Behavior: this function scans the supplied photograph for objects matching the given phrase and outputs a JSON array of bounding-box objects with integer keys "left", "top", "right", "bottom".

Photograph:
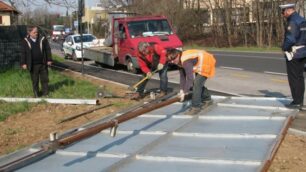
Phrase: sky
[
  {"left": 50, "top": 0, "right": 100, "bottom": 15},
  {"left": 4, "top": 0, "right": 100, "bottom": 15}
]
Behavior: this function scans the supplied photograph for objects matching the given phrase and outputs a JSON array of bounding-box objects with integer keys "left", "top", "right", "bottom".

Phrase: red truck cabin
[{"left": 113, "top": 16, "right": 183, "bottom": 71}]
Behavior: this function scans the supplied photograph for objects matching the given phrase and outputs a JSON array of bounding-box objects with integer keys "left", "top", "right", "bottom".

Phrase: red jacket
[{"left": 137, "top": 44, "right": 166, "bottom": 74}]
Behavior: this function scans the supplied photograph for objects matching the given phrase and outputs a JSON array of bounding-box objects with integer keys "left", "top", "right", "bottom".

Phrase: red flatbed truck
[{"left": 84, "top": 13, "right": 183, "bottom": 73}]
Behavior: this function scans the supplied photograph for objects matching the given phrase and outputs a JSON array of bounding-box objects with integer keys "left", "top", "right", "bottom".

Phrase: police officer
[{"left": 280, "top": 3, "right": 306, "bottom": 109}]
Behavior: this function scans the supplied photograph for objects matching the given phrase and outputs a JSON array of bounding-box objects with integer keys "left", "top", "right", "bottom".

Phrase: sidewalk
[{"left": 166, "top": 68, "right": 306, "bottom": 134}]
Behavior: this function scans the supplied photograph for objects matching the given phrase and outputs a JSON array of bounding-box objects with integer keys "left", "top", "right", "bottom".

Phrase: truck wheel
[{"left": 127, "top": 58, "right": 137, "bottom": 74}]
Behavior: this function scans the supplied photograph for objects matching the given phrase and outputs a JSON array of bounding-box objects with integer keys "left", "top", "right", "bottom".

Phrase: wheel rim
[{"left": 127, "top": 59, "right": 135, "bottom": 73}]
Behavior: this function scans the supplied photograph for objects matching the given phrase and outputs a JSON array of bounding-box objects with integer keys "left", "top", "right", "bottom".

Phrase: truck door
[
  {"left": 113, "top": 20, "right": 119, "bottom": 57},
  {"left": 117, "top": 23, "right": 130, "bottom": 64}
]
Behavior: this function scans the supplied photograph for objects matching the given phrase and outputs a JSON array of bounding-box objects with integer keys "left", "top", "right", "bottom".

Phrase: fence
[{"left": 0, "top": 25, "right": 27, "bottom": 70}]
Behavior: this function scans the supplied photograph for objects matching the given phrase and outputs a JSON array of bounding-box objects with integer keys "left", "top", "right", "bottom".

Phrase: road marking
[
  {"left": 231, "top": 73, "right": 250, "bottom": 78},
  {"left": 264, "top": 71, "right": 287, "bottom": 76},
  {"left": 271, "top": 78, "right": 288, "bottom": 84},
  {"left": 214, "top": 53, "right": 282, "bottom": 60},
  {"left": 220, "top": 66, "right": 243, "bottom": 71}
]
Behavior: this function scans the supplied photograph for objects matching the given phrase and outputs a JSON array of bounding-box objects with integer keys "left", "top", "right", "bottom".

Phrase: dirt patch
[
  {"left": 0, "top": 70, "right": 138, "bottom": 155},
  {"left": 269, "top": 134, "right": 306, "bottom": 172},
  {"left": 0, "top": 70, "right": 306, "bottom": 171}
]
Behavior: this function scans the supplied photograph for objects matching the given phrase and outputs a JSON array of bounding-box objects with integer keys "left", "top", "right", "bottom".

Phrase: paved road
[
  {"left": 210, "top": 50, "right": 286, "bottom": 74},
  {"left": 51, "top": 41, "right": 287, "bottom": 74}
]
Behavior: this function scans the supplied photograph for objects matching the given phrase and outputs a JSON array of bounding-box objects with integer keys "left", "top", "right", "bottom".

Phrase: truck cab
[
  {"left": 114, "top": 16, "right": 183, "bottom": 73},
  {"left": 51, "top": 25, "right": 65, "bottom": 41},
  {"left": 84, "top": 14, "right": 183, "bottom": 73}
]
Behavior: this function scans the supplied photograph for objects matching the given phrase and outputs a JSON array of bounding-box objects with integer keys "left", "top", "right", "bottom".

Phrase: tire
[
  {"left": 126, "top": 58, "right": 137, "bottom": 74},
  {"left": 72, "top": 52, "right": 77, "bottom": 61},
  {"left": 63, "top": 50, "right": 68, "bottom": 59}
]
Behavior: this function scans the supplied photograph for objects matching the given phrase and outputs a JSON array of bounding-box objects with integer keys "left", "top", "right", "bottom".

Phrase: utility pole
[{"left": 78, "top": 0, "right": 85, "bottom": 74}]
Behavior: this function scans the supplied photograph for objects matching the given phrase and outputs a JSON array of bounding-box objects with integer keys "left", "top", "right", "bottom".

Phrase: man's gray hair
[
  {"left": 27, "top": 25, "right": 37, "bottom": 33},
  {"left": 138, "top": 42, "right": 150, "bottom": 52}
]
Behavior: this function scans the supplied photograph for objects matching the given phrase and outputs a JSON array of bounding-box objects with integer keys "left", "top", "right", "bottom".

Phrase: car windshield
[
  {"left": 73, "top": 35, "right": 95, "bottom": 43},
  {"left": 127, "top": 19, "right": 172, "bottom": 38},
  {"left": 53, "top": 25, "right": 65, "bottom": 31}
]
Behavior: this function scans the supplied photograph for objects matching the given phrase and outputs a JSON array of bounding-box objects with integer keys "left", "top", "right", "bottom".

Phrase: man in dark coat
[
  {"left": 280, "top": 3, "right": 306, "bottom": 109},
  {"left": 21, "top": 26, "right": 52, "bottom": 97}
]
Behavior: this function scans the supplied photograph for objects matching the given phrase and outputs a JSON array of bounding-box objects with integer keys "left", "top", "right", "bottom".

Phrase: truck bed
[{"left": 84, "top": 46, "right": 115, "bottom": 66}]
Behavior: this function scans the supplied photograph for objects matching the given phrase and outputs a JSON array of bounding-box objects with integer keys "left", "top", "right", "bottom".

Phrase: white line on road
[
  {"left": 220, "top": 66, "right": 243, "bottom": 71},
  {"left": 264, "top": 71, "right": 287, "bottom": 76},
  {"left": 213, "top": 53, "right": 282, "bottom": 60}
]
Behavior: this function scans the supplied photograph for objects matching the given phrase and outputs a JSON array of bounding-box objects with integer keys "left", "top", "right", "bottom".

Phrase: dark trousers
[
  {"left": 30, "top": 64, "right": 49, "bottom": 97},
  {"left": 192, "top": 74, "right": 211, "bottom": 108},
  {"left": 286, "top": 58, "right": 306, "bottom": 105},
  {"left": 136, "top": 64, "right": 168, "bottom": 94}
]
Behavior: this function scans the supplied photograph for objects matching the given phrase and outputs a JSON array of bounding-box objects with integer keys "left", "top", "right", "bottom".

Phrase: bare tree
[{"left": 5, "top": 0, "right": 77, "bottom": 12}]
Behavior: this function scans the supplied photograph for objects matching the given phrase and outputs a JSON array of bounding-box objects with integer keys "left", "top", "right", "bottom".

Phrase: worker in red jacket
[{"left": 131, "top": 42, "right": 168, "bottom": 100}]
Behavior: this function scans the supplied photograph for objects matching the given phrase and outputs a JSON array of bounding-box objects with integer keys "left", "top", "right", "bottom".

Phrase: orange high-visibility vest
[{"left": 181, "top": 49, "right": 216, "bottom": 78}]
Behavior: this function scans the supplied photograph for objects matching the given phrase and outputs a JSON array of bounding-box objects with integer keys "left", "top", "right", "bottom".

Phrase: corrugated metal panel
[{"left": 6, "top": 96, "right": 297, "bottom": 172}]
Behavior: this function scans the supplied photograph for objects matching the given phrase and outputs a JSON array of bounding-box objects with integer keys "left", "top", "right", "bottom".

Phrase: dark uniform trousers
[
  {"left": 30, "top": 64, "right": 49, "bottom": 97},
  {"left": 286, "top": 58, "right": 306, "bottom": 105}
]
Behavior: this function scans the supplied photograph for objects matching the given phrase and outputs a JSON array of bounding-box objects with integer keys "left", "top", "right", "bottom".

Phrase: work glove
[
  {"left": 178, "top": 89, "right": 185, "bottom": 102},
  {"left": 157, "top": 63, "right": 164, "bottom": 71},
  {"left": 146, "top": 72, "right": 153, "bottom": 79}
]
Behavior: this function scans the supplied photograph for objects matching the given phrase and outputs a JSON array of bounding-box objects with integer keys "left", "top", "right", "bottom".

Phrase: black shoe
[
  {"left": 285, "top": 101, "right": 302, "bottom": 109},
  {"left": 184, "top": 107, "right": 201, "bottom": 115},
  {"left": 130, "top": 92, "right": 144, "bottom": 100},
  {"left": 33, "top": 91, "right": 39, "bottom": 98},
  {"left": 201, "top": 100, "right": 213, "bottom": 109}
]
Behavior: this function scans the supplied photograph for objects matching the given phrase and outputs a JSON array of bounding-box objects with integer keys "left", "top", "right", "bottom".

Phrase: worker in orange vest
[{"left": 167, "top": 49, "right": 216, "bottom": 115}]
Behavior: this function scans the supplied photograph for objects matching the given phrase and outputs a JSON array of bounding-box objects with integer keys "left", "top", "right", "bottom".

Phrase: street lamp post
[{"left": 78, "top": 0, "right": 85, "bottom": 74}]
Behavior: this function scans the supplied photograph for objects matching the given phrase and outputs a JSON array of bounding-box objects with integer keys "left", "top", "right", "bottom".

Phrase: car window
[
  {"left": 73, "top": 35, "right": 96, "bottom": 43},
  {"left": 53, "top": 25, "right": 65, "bottom": 31},
  {"left": 65, "top": 36, "right": 70, "bottom": 42}
]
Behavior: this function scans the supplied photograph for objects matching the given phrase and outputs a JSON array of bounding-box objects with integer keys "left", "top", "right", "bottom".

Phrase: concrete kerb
[{"left": 288, "top": 128, "right": 306, "bottom": 136}]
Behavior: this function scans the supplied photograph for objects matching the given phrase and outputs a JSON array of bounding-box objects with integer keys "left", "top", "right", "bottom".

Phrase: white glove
[
  {"left": 285, "top": 51, "right": 293, "bottom": 61},
  {"left": 178, "top": 89, "right": 185, "bottom": 102},
  {"left": 157, "top": 63, "right": 164, "bottom": 71},
  {"left": 146, "top": 72, "right": 152, "bottom": 79}
]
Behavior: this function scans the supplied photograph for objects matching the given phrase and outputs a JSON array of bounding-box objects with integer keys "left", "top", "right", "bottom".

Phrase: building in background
[
  {"left": 0, "top": 1, "right": 20, "bottom": 26},
  {"left": 82, "top": 6, "right": 108, "bottom": 34}
]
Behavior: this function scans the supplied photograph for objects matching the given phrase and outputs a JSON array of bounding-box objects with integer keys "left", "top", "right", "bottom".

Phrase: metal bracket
[{"left": 110, "top": 119, "right": 119, "bottom": 137}]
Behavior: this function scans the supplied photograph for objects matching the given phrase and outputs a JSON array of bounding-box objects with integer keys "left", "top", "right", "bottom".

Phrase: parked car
[
  {"left": 51, "top": 25, "right": 65, "bottom": 41},
  {"left": 62, "top": 34, "right": 97, "bottom": 60}
]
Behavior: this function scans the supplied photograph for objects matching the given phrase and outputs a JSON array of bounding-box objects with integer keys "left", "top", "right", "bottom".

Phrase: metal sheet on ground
[{"left": 8, "top": 96, "right": 296, "bottom": 172}]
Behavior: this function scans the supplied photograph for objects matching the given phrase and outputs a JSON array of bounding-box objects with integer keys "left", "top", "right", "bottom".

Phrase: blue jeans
[
  {"left": 192, "top": 74, "right": 211, "bottom": 108},
  {"left": 136, "top": 64, "right": 168, "bottom": 94}
]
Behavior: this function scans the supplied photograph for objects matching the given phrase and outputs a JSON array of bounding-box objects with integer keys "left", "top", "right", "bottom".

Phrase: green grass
[
  {"left": 184, "top": 44, "right": 282, "bottom": 53},
  {"left": 0, "top": 101, "right": 33, "bottom": 121},
  {"left": 0, "top": 68, "right": 99, "bottom": 98},
  {"left": 52, "top": 54, "right": 65, "bottom": 62},
  {"left": 0, "top": 67, "right": 100, "bottom": 121}
]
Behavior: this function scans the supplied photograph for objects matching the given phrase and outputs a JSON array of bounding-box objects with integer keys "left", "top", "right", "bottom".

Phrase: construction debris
[
  {"left": 0, "top": 97, "right": 99, "bottom": 105},
  {"left": 58, "top": 104, "right": 113, "bottom": 124}
]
